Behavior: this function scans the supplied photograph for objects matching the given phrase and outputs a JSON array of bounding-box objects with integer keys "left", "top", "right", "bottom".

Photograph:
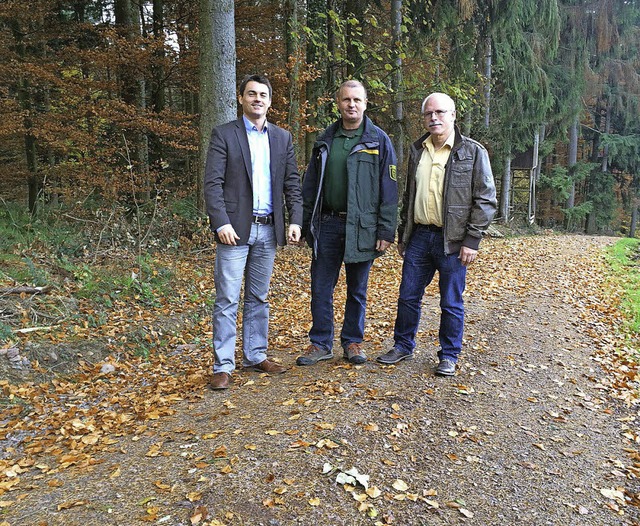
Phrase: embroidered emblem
[{"left": 389, "top": 164, "right": 397, "bottom": 181}]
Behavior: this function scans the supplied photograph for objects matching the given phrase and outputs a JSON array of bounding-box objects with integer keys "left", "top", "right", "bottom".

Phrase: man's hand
[
  {"left": 376, "top": 239, "right": 392, "bottom": 252},
  {"left": 288, "top": 224, "right": 301, "bottom": 244},
  {"left": 459, "top": 246, "right": 478, "bottom": 266},
  {"left": 218, "top": 224, "right": 240, "bottom": 245}
]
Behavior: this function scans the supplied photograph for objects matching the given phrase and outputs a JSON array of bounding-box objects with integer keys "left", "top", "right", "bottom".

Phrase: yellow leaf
[
  {"left": 109, "top": 467, "right": 121, "bottom": 479},
  {"left": 187, "top": 492, "right": 203, "bottom": 502},
  {"left": 392, "top": 479, "right": 409, "bottom": 491},
  {"left": 308, "top": 497, "right": 321, "bottom": 506},
  {"left": 315, "top": 422, "right": 336, "bottom": 430},
  {"left": 352, "top": 492, "right": 367, "bottom": 502},
  {"left": 265, "top": 430, "right": 281, "bottom": 435}
]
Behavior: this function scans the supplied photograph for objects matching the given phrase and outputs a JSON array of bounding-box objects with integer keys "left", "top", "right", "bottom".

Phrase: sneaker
[
  {"left": 376, "top": 347, "right": 413, "bottom": 365},
  {"left": 435, "top": 358, "right": 456, "bottom": 376},
  {"left": 344, "top": 343, "right": 367, "bottom": 364},
  {"left": 296, "top": 344, "right": 333, "bottom": 366}
]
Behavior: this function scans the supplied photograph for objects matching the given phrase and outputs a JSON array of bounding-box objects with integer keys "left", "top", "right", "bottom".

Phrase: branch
[{"left": 0, "top": 286, "right": 52, "bottom": 295}]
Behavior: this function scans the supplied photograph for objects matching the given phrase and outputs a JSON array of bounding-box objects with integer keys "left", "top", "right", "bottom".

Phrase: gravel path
[{"left": 2, "top": 234, "right": 639, "bottom": 526}]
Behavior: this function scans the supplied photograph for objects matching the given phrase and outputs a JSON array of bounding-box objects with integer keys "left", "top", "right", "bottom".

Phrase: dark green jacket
[{"left": 302, "top": 116, "right": 398, "bottom": 263}]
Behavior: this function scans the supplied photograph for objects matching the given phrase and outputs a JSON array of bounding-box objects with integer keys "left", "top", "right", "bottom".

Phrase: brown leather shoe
[
  {"left": 210, "top": 372, "right": 231, "bottom": 390},
  {"left": 245, "top": 359, "right": 287, "bottom": 374}
]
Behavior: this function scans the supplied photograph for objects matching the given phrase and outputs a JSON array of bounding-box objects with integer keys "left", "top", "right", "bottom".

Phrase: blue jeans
[
  {"left": 394, "top": 225, "right": 467, "bottom": 362},
  {"left": 213, "top": 223, "right": 276, "bottom": 373},
  {"left": 310, "top": 214, "right": 373, "bottom": 351}
]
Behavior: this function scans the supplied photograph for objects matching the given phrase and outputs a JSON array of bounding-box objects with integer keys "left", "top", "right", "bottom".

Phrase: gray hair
[{"left": 421, "top": 92, "right": 456, "bottom": 113}]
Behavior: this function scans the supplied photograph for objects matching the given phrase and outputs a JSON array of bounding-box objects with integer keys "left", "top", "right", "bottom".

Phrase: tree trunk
[
  {"left": 285, "top": 0, "right": 302, "bottom": 161},
  {"left": 152, "top": 0, "right": 166, "bottom": 113},
  {"left": 483, "top": 36, "right": 492, "bottom": 129},
  {"left": 304, "top": 0, "right": 325, "bottom": 163},
  {"left": 326, "top": 0, "right": 338, "bottom": 90},
  {"left": 198, "top": 0, "right": 237, "bottom": 213},
  {"left": 499, "top": 151, "right": 512, "bottom": 222},
  {"left": 630, "top": 201, "right": 638, "bottom": 239},
  {"left": 345, "top": 0, "right": 363, "bottom": 78},
  {"left": 566, "top": 116, "right": 578, "bottom": 210},
  {"left": 10, "top": 20, "right": 40, "bottom": 214},
  {"left": 115, "top": 0, "right": 150, "bottom": 203},
  {"left": 390, "top": 0, "right": 404, "bottom": 180},
  {"left": 534, "top": 123, "right": 546, "bottom": 182}
]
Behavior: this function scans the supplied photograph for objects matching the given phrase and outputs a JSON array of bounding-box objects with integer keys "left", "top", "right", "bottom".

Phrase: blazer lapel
[
  {"left": 235, "top": 118, "right": 253, "bottom": 185},
  {"left": 268, "top": 127, "right": 279, "bottom": 183}
]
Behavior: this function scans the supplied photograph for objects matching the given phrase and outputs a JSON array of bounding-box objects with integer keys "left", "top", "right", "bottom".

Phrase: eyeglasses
[{"left": 423, "top": 110, "right": 451, "bottom": 119}]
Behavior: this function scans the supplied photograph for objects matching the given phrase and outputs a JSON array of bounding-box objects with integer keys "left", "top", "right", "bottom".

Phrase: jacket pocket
[
  {"left": 357, "top": 213, "right": 377, "bottom": 251},
  {"left": 449, "top": 159, "right": 473, "bottom": 187},
  {"left": 447, "top": 205, "right": 470, "bottom": 240}
]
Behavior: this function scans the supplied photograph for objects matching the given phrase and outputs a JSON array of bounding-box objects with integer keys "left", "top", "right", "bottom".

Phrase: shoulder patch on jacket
[
  {"left": 389, "top": 165, "right": 397, "bottom": 181},
  {"left": 359, "top": 149, "right": 379, "bottom": 155}
]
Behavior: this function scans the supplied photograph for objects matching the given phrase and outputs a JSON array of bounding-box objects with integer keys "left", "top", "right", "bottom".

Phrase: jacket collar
[
  {"left": 413, "top": 124, "right": 463, "bottom": 152},
  {"left": 318, "top": 115, "right": 377, "bottom": 144}
]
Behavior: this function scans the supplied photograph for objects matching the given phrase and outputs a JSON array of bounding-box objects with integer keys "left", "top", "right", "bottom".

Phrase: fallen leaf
[
  {"left": 460, "top": 508, "right": 474, "bottom": 518},
  {"left": 392, "top": 479, "right": 409, "bottom": 491}
]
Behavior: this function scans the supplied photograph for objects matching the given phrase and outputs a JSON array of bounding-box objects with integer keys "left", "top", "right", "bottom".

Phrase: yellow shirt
[{"left": 413, "top": 132, "right": 455, "bottom": 227}]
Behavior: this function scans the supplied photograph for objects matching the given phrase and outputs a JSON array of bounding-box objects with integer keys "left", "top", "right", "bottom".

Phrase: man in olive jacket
[
  {"left": 297, "top": 80, "right": 398, "bottom": 366},
  {"left": 376, "top": 92, "right": 496, "bottom": 376}
]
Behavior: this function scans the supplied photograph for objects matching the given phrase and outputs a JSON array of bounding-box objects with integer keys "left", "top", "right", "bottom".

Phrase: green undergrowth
[
  {"left": 0, "top": 199, "right": 204, "bottom": 344},
  {"left": 606, "top": 237, "right": 640, "bottom": 337}
]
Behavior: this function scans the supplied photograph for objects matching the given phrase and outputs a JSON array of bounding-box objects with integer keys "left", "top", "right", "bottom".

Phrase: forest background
[{"left": 1, "top": 0, "right": 639, "bottom": 238}]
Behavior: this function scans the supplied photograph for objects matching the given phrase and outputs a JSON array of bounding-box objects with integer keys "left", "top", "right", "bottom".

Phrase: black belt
[
  {"left": 252, "top": 214, "right": 273, "bottom": 225},
  {"left": 419, "top": 223, "right": 443, "bottom": 232},
  {"left": 322, "top": 210, "right": 347, "bottom": 220}
]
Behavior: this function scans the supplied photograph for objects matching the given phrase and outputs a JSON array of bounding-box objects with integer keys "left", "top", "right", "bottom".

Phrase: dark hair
[{"left": 239, "top": 74, "right": 272, "bottom": 99}]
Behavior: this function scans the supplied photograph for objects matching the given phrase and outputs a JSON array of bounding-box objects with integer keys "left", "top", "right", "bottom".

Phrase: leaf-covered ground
[{"left": 1, "top": 234, "right": 639, "bottom": 525}]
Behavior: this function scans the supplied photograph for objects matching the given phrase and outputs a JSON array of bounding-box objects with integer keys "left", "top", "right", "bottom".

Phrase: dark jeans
[
  {"left": 394, "top": 225, "right": 467, "bottom": 361},
  {"left": 310, "top": 214, "right": 373, "bottom": 351}
]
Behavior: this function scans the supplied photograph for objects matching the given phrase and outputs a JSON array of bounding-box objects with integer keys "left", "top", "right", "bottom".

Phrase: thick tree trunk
[
  {"left": 198, "top": 0, "right": 237, "bottom": 213},
  {"left": 115, "top": 0, "right": 150, "bottom": 203}
]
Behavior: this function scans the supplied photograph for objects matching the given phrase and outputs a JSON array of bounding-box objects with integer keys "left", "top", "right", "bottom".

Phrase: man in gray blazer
[{"left": 204, "top": 74, "right": 303, "bottom": 390}]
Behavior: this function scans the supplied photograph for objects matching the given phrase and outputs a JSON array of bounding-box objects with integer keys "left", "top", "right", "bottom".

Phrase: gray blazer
[{"left": 204, "top": 118, "right": 303, "bottom": 246}]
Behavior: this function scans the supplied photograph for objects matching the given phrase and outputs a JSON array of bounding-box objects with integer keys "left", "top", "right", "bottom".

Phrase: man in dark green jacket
[{"left": 297, "top": 80, "right": 398, "bottom": 366}]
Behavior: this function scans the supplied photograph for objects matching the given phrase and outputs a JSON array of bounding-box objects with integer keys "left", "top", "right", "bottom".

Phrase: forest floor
[{"left": 1, "top": 233, "right": 640, "bottom": 526}]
